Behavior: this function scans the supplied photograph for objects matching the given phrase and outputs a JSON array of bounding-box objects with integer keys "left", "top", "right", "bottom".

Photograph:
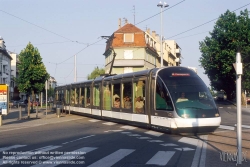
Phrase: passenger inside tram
[
  {"left": 135, "top": 96, "right": 144, "bottom": 113},
  {"left": 114, "top": 97, "right": 120, "bottom": 108},
  {"left": 176, "top": 92, "right": 189, "bottom": 103},
  {"left": 124, "top": 96, "right": 132, "bottom": 109}
]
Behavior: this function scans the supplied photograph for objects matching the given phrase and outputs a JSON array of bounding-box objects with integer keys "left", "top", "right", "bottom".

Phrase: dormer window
[{"left": 124, "top": 33, "right": 134, "bottom": 43}]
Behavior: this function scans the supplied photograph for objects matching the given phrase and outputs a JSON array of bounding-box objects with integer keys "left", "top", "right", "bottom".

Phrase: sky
[{"left": 1, "top": 0, "right": 249, "bottom": 87}]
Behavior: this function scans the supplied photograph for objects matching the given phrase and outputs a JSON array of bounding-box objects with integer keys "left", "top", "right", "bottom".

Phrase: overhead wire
[
  {"left": 56, "top": 38, "right": 104, "bottom": 65},
  {"left": 167, "top": 2, "right": 250, "bottom": 39},
  {"left": 0, "top": 9, "right": 88, "bottom": 45}
]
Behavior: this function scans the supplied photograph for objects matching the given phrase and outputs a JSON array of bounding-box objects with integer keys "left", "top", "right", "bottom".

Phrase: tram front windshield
[{"left": 158, "top": 68, "right": 219, "bottom": 118}]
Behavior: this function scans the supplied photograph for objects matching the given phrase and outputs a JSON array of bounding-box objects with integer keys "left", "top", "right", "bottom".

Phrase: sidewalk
[{"left": 0, "top": 107, "right": 82, "bottom": 131}]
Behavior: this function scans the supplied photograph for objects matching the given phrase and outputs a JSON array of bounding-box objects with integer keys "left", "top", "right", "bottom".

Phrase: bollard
[
  {"left": 56, "top": 108, "right": 61, "bottom": 118},
  {"left": 19, "top": 106, "right": 22, "bottom": 120}
]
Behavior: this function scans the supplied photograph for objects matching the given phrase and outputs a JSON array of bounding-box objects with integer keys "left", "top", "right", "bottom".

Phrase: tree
[
  {"left": 16, "top": 42, "right": 49, "bottom": 102},
  {"left": 87, "top": 67, "right": 105, "bottom": 80},
  {"left": 199, "top": 9, "right": 250, "bottom": 100}
]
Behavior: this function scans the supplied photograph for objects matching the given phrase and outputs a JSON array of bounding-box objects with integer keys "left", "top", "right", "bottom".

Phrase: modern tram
[{"left": 53, "top": 66, "right": 221, "bottom": 133}]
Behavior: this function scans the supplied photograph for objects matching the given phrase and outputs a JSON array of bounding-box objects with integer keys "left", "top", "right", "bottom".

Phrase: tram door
[{"left": 150, "top": 78, "right": 174, "bottom": 128}]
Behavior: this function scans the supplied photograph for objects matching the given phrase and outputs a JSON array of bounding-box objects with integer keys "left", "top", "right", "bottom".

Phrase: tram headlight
[
  {"left": 181, "top": 114, "right": 190, "bottom": 118},
  {"left": 215, "top": 113, "right": 220, "bottom": 117}
]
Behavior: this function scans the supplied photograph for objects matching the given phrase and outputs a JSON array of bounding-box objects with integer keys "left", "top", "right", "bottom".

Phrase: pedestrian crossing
[{"left": 0, "top": 142, "right": 196, "bottom": 167}]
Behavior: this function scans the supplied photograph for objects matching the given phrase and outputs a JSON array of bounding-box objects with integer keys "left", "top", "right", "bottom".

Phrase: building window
[
  {"left": 124, "top": 33, "right": 134, "bottom": 43},
  {"left": 124, "top": 50, "right": 133, "bottom": 59}
]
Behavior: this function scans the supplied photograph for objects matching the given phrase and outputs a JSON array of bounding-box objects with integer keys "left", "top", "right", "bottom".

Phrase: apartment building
[{"left": 103, "top": 20, "right": 182, "bottom": 75}]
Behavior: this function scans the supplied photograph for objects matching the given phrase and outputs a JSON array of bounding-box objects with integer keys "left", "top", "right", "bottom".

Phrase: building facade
[
  {"left": 103, "top": 21, "right": 182, "bottom": 75},
  {"left": 0, "top": 37, "right": 13, "bottom": 97}
]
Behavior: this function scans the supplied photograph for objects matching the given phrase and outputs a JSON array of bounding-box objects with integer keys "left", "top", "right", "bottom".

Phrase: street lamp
[{"left": 157, "top": 1, "right": 169, "bottom": 67}]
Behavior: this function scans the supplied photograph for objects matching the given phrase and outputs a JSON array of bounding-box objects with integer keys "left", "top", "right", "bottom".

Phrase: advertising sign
[{"left": 0, "top": 84, "right": 9, "bottom": 115}]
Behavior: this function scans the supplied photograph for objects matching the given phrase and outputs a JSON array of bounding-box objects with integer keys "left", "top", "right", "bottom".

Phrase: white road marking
[
  {"left": 120, "top": 125, "right": 137, "bottom": 130},
  {"left": 160, "top": 143, "right": 178, "bottom": 147},
  {"left": 103, "top": 122, "right": 117, "bottom": 125},
  {"left": 175, "top": 147, "right": 195, "bottom": 151},
  {"left": 62, "top": 135, "right": 95, "bottom": 145},
  {"left": 128, "top": 134, "right": 141, "bottom": 137},
  {"left": 0, "top": 145, "right": 26, "bottom": 152},
  {"left": 137, "top": 137, "right": 152, "bottom": 139},
  {"left": 234, "top": 124, "right": 250, "bottom": 129},
  {"left": 148, "top": 140, "right": 164, "bottom": 143},
  {"left": 87, "top": 149, "right": 135, "bottom": 167},
  {"left": 191, "top": 138, "right": 203, "bottom": 167},
  {"left": 191, "top": 135, "right": 208, "bottom": 167},
  {"left": 199, "top": 135, "right": 208, "bottom": 167},
  {"left": 32, "top": 147, "right": 97, "bottom": 167},
  {"left": 146, "top": 151, "right": 175, "bottom": 166},
  {"left": 120, "top": 132, "right": 131, "bottom": 134},
  {"left": 219, "top": 125, "right": 235, "bottom": 130},
  {"left": 178, "top": 137, "right": 198, "bottom": 146},
  {"left": 89, "top": 119, "right": 100, "bottom": 122},
  {"left": 1, "top": 145, "right": 61, "bottom": 166},
  {"left": 144, "top": 130, "right": 164, "bottom": 137}
]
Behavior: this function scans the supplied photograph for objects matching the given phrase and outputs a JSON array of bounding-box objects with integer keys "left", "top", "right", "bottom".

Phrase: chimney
[
  {"left": 118, "top": 18, "right": 121, "bottom": 29},
  {"left": 152, "top": 31, "right": 156, "bottom": 38},
  {"left": 155, "top": 34, "right": 160, "bottom": 42},
  {"left": 146, "top": 28, "right": 150, "bottom": 34}
]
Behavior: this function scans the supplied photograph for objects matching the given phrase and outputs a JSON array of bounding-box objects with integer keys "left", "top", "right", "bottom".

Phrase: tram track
[{"left": 206, "top": 130, "right": 250, "bottom": 149}]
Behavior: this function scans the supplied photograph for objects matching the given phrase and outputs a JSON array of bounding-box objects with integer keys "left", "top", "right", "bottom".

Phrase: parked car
[{"left": 246, "top": 93, "right": 250, "bottom": 104}]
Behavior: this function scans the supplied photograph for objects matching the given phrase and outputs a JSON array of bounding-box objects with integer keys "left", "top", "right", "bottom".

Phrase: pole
[
  {"left": 236, "top": 52, "right": 242, "bottom": 164},
  {"left": 160, "top": 6, "right": 163, "bottom": 67},
  {"left": 74, "top": 55, "right": 77, "bottom": 82},
  {"left": 0, "top": 115, "right": 2, "bottom": 126},
  {"left": 45, "top": 80, "right": 48, "bottom": 117}
]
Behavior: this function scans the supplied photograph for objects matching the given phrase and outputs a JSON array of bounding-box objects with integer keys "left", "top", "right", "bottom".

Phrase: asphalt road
[{"left": 0, "top": 103, "right": 249, "bottom": 167}]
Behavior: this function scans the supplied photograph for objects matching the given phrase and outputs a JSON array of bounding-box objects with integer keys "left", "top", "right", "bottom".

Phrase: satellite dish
[{"left": 175, "top": 58, "right": 180, "bottom": 62}]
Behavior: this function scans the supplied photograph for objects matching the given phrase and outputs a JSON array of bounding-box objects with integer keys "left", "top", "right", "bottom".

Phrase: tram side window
[
  {"left": 155, "top": 79, "right": 173, "bottom": 111},
  {"left": 103, "top": 84, "right": 111, "bottom": 110},
  {"left": 133, "top": 80, "right": 145, "bottom": 114},
  {"left": 86, "top": 87, "right": 91, "bottom": 107},
  {"left": 75, "top": 87, "right": 79, "bottom": 105},
  {"left": 56, "top": 90, "right": 59, "bottom": 101},
  {"left": 70, "top": 88, "right": 75, "bottom": 105},
  {"left": 61, "top": 90, "right": 64, "bottom": 104},
  {"left": 66, "top": 89, "right": 70, "bottom": 105},
  {"left": 122, "top": 82, "right": 132, "bottom": 109},
  {"left": 93, "top": 85, "right": 100, "bottom": 107},
  {"left": 113, "top": 83, "right": 120, "bottom": 108},
  {"left": 79, "top": 86, "right": 85, "bottom": 107},
  {"left": 58, "top": 90, "right": 61, "bottom": 104}
]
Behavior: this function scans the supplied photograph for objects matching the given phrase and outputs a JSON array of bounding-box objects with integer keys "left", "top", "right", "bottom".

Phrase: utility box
[{"left": 56, "top": 108, "right": 61, "bottom": 118}]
